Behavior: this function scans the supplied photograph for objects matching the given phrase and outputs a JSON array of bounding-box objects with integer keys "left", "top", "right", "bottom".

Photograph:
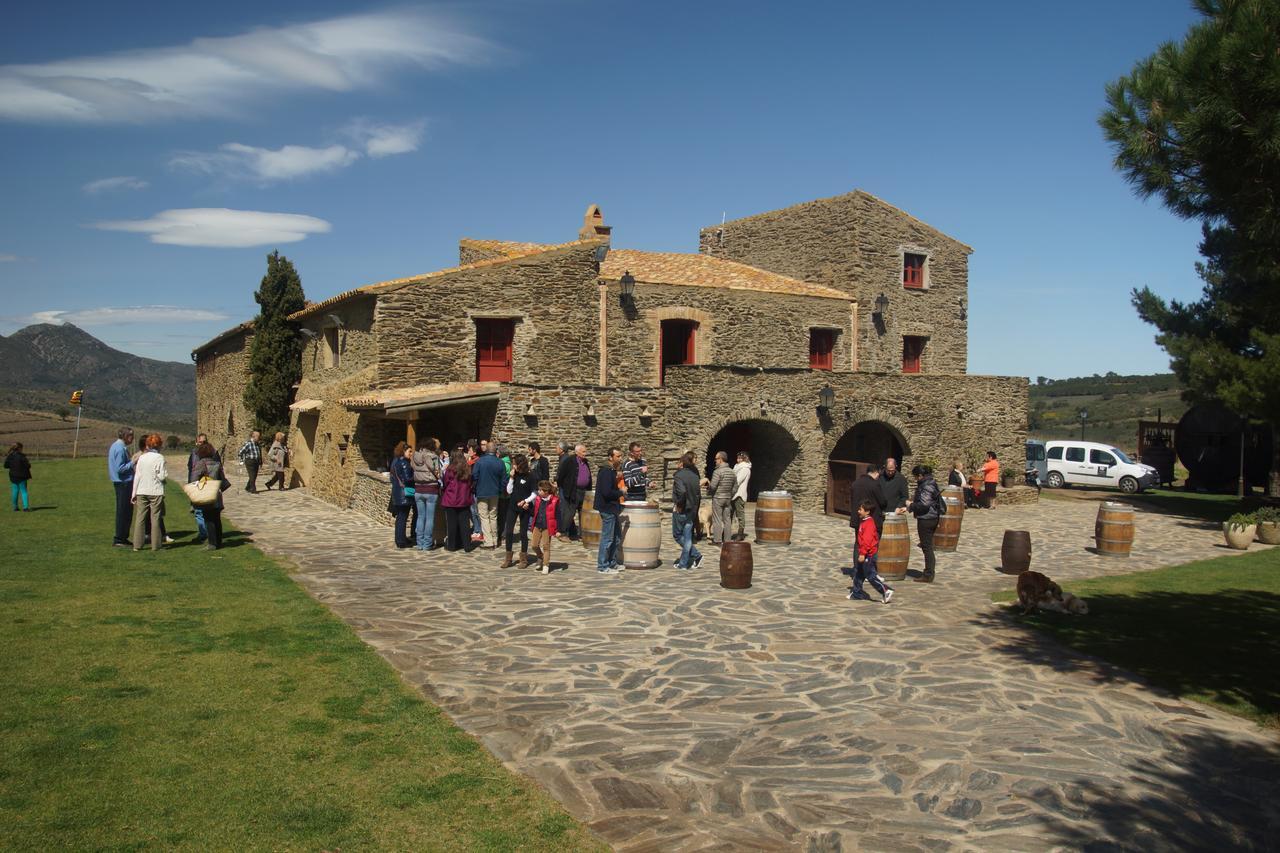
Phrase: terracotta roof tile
[
  {"left": 340, "top": 381, "right": 502, "bottom": 411},
  {"left": 600, "top": 249, "right": 852, "bottom": 301},
  {"left": 459, "top": 238, "right": 553, "bottom": 257}
]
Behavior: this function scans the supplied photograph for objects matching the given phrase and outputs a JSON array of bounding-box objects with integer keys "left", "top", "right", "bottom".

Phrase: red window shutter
[
  {"left": 809, "top": 329, "right": 833, "bottom": 370},
  {"left": 902, "top": 336, "right": 924, "bottom": 374},
  {"left": 476, "top": 319, "right": 514, "bottom": 381},
  {"left": 903, "top": 253, "right": 925, "bottom": 289}
]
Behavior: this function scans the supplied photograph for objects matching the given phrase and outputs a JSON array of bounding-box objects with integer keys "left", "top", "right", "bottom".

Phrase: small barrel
[
  {"left": 754, "top": 491, "right": 793, "bottom": 545},
  {"left": 1001, "top": 530, "right": 1032, "bottom": 575},
  {"left": 579, "top": 490, "right": 601, "bottom": 548},
  {"left": 719, "top": 540, "right": 754, "bottom": 589},
  {"left": 934, "top": 486, "right": 965, "bottom": 552},
  {"left": 1094, "top": 502, "right": 1134, "bottom": 557},
  {"left": 620, "top": 501, "right": 661, "bottom": 569},
  {"left": 878, "top": 514, "right": 911, "bottom": 580}
]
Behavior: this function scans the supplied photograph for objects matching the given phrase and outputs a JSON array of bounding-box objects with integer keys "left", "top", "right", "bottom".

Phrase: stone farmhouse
[{"left": 194, "top": 190, "right": 1028, "bottom": 520}]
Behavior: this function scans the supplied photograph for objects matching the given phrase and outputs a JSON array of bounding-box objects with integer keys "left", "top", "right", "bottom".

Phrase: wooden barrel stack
[
  {"left": 1000, "top": 530, "right": 1032, "bottom": 574},
  {"left": 620, "top": 501, "right": 661, "bottom": 569},
  {"left": 754, "top": 491, "right": 794, "bottom": 545},
  {"left": 579, "top": 490, "right": 601, "bottom": 548},
  {"left": 1094, "top": 502, "right": 1135, "bottom": 557},
  {"left": 719, "top": 540, "right": 754, "bottom": 589},
  {"left": 934, "top": 485, "right": 965, "bottom": 552},
  {"left": 878, "top": 514, "right": 911, "bottom": 580}
]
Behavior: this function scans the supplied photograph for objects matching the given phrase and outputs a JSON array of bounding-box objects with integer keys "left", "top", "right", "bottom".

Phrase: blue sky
[{"left": 0, "top": 1, "right": 1206, "bottom": 379}]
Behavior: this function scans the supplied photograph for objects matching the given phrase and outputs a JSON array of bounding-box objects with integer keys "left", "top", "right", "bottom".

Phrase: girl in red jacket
[
  {"left": 529, "top": 480, "right": 559, "bottom": 574},
  {"left": 853, "top": 498, "right": 893, "bottom": 603}
]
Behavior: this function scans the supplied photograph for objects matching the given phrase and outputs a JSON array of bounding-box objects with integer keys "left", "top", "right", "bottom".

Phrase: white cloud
[
  {"left": 0, "top": 254, "right": 17, "bottom": 262},
  {"left": 345, "top": 117, "right": 426, "bottom": 157},
  {"left": 82, "top": 175, "right": 149, "bottom": 194},
  {"left": 92, "top": 208, "right": 331, "bottom": 248},
  {"left": 31, "top": 306, "right": 231, "bottom": 326},
  {"left": 0, "top": 10, "right": 491, "bottom": 124},
  {"left": 171, "top": 142, "right": 360, "bottom": 182}
]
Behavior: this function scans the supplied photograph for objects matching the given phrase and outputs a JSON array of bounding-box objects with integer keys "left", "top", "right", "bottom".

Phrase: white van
[{"left": 1044, "top": 441, "right": 1159, "bottom": 493}]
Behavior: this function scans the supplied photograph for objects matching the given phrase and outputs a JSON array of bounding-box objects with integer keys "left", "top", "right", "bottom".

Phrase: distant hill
[
  {"left": 1028, "top": 372, "right": 1187, "bottom": 452},
  {"left": 0, "top": 323, "right": 194, "bottom": 424}
]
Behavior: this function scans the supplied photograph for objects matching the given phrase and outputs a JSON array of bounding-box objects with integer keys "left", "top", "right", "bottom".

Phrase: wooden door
[{"left": 476, "top": 319, "right": 514, "bottom": 381}]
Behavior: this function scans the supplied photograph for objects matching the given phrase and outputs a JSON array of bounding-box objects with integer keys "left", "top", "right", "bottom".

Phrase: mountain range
[{"left": 0, "top": 323, "right": 194, "bottom": 421}]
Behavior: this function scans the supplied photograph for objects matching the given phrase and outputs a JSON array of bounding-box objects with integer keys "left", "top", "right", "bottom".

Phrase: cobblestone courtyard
[{"left": 224, "top": 487, "right": 1279, "bottom": 851}]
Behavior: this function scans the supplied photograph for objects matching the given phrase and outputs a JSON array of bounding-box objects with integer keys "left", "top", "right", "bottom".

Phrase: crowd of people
[{"left": 96, "top": 421, "right": 1002, "bottom": 599}]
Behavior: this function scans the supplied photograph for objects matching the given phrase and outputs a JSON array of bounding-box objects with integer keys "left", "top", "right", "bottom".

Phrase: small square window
[
  {"left": 809, "top": 328, "right": 834, "bottom": 370},
  {"left": 902, "top": 336, "right": 926, "bottom": 373},
  {"left": 903, "top": 253, "right": 926, "bottom": 289}
]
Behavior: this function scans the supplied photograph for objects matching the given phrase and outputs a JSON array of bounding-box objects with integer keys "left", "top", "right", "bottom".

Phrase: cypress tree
[{"left": 243, "top": 251, "right": 306, "bottom": 435}]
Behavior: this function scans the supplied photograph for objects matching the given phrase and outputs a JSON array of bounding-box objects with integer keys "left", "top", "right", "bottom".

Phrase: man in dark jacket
[
  {"left": 594, "top": 447, "right": 625, "bottom": 573},
  {"left": 906, "top": 465, "right": 944, "bottom": 583},
  {"left": 555, "top": 442, "right": 592, "bottom": 540},
  {"left": 849, "top": 464, "right": 886, "bottom": 534},
  {"left": 879, "top": 457, "right": 909, "bottom": 513},
  {"left": 670, "top": 452, "right": 704, "bottom": 570}
]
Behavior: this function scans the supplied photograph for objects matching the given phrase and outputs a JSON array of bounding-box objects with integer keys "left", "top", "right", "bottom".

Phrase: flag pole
[{"left": 72, "top": 405, "right": 83, "bottom": 459}]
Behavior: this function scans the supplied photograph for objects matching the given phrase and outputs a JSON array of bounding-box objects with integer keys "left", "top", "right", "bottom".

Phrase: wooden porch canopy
[{"left": 339, "top": 382, "right": 502, "bottom": 418}]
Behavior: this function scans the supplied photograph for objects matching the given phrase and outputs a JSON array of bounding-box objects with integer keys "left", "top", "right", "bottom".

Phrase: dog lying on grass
[{"left": 1017, "top": 570, "right": 1089, "bottom": 615}]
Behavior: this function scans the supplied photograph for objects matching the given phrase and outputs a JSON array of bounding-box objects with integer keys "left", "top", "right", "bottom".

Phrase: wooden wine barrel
[
  {"left": 579, "top": 490, "right": 601, "bottom": 548},
  {"left": 754, "top": 491, "right": 793, "bottom": 545},
  {"left": 1094, "top": 502, "right": 1134, "bottom": 557},
  {"left": 620, "top": 501, "right": 661, "bottom": 569},
  {"left": 1000, "top": 530, "right": 1032, "bottom": 574},
  {"left": 878, "top": 514, "right": 911, "bottom": 580},
  {"left": 719, "top": 540, "right": 753, "bottom": 589},
  {"left": 934, "top": 486, "right": 965, "bottom": 552}
]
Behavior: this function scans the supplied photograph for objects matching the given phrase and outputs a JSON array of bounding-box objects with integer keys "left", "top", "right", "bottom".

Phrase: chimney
[{"left": 579, "top": 204, "right": 612, "bottom": 241}]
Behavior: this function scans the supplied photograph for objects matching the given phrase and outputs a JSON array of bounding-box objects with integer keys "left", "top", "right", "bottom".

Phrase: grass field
[
  {"left": 0, "top": 458, "right": 603, "bottom": 851},
  {"left": 992, "top": 547, "right": 1280, "bottom": 728}
]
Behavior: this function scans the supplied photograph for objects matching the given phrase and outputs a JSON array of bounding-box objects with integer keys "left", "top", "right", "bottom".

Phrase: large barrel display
[
  {"left": 754, "top": 491, "right": 793, "bottom": 544},
  {"left": 1094, "top": 502, "right": 1135, "bottom": 557},
  {"left": 878, "top": 514, "right": 911, "bottom": 580},
  {"left": 620, "top": 501, "right": 661, "bottom": 569},
  {"left": 719, "top": 540, "right": 753, "bottom": 589},
  {"left": 579, "top": 490, "right": 601, "bottom": 548},
  {"left": 1175, "top": 403, "right": 1273, "bottom": 492},
  {"left": 934, "top": 486, "right": 965, "bottom": 552}
]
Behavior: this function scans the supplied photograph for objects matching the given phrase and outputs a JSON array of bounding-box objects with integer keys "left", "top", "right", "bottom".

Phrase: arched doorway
[
  {"left": 827, "top": 421, "right": 909, "bottom": 516},
  {"left": 705, "top": 419, "right": 799, "bottom": 500}
]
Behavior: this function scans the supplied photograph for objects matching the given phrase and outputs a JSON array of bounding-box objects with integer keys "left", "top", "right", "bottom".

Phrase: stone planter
[
  {"left": 1223, "top": 523, "right": 1257, "bottom": 550},
  {"left": 1257, "top": 521, "right": 1280, "bottom": 545}
]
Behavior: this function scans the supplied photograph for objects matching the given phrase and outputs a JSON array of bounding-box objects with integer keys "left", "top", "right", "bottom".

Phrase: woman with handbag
[
  {"left": 190, "top": 441, "right": 231, "bottom": 549},
  {"left": 389, "top": 441, "right": 415, "bottom": 549}
]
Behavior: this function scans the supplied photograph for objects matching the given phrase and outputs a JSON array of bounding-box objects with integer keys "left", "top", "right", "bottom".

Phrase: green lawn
[
  {"left": 1039, "top": 486, "right": 1270, "bottom": 524},
  {"left": 993, "top": 547, "right": 1280, "bottom": 728},
  {"left": 0, "top": 458, "right": 603, "bottom": 852}
]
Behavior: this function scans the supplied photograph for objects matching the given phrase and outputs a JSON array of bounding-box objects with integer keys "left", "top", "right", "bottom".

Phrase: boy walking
[{"left": 851, "top": 498, "right": 893, "bottom": 604}]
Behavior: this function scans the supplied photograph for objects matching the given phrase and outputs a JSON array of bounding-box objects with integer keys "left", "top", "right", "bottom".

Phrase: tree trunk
[{"left": 1270, "top": 424, "right": 1280, "bottom": 497}]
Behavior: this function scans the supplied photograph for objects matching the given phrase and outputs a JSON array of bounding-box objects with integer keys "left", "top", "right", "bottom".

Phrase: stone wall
[
  {"left": 603, "top": 282, "right": 853, "bottom": 386},
  {"left": 194, "top": 326, "right": 254, "bottom": 461},
  {"left": 375, "top": 243, "right": 604, "bottom": 388},
  {"left": 349, "top": 468, "right": 394, "bottom": 526},
  {"left": 698, "top": 191, "right": 970, "bottom": 375}
]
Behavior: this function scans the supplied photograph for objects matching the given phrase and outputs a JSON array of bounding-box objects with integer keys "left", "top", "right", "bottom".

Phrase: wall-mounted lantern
[
  {"left": 818, "top": 385, "right": 836, "bottom": 411},
  {"left": 585, "top": 402, "right": 596, "bottom": 418},
  {"left": 524, "top": 402, "right": 537, "bottom": 417},
  {"left": 619, "top": 271, "right": 636, "bottom": 305},
  {"left": 639, "top": 404, "right": 652, "bottom": 419},
  {"left": 873, "top": 292, "right": 890, "bottom": 320}
]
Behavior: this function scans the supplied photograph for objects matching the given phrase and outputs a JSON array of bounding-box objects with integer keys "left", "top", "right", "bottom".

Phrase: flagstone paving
[{"left": 224, "top": 487, "right": 1280, "bottom": 851}]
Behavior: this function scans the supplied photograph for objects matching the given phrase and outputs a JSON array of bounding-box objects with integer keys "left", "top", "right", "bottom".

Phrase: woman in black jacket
[
  {"left": 501, "top": 454, "right": 536, "bottom": 568},
  {"left": 5, "top": 442, "right": 32, "bottom": 511}
]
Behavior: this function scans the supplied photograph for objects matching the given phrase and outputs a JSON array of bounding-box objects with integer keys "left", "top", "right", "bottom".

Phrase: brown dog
[{"left": 1017, "top": 570, "right": 1084, "bottom": 614}]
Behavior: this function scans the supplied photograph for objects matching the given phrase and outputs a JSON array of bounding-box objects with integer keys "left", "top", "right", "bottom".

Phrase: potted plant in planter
[
  {"left": 1255, "top": 507, "right": 1280, "bottom": 545},
  {"left": 1223, "top": 512, "right": 1257, "bottom": 550}
]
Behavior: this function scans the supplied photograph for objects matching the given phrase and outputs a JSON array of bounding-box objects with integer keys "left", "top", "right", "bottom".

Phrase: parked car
[
  {"left": 1025, "top": 440, "right": 1047, "bottom": 486},
  {"left": 1044, "top": 440, "right": 1159, "bottom": 493}
]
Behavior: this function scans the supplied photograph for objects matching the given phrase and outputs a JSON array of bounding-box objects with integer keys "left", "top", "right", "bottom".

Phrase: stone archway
[
  {"left": 827, "top": 418, "right": 912, "bottom": 516},
  {"left": 686, "top": 407, "right": 821, "bottom": 509},
  {"left": 705, "top": 419, "right": 800, "bottom": 501}
]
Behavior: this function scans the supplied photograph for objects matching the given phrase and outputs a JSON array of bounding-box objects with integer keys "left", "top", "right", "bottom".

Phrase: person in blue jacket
[
  {"left": 471, "top": 446, "right": 506, "bottom": 551},
  {"left": 107, "top": 427, "right": 135, "bottom": 546},
  {"left": 594, "top": 447, "right": 626, "bottom": 574}
]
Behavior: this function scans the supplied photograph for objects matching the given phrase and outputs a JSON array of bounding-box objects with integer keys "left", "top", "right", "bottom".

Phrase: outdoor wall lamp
[
  {"left": 619, "top": 271, "right": 636, "bottom": 305},
  {"left": 525, "top": 402, "right": 536, "bottom": 417},
  {"left": 873, "top": 292, "right": 889, "bottom": 319},
  {"left": 325, "top": 313, "right": 345, "bottom": 328},
  {"left": 818, "top": 385, "right": 836, "bottom": 410}
]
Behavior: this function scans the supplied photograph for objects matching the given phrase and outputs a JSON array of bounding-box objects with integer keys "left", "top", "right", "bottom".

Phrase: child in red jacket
[
  {"left": 530, "top": 480, "right": 559, "bottom": 574},
  {"left": 852, "top": 498, "right": 893, "bottom": 603}
]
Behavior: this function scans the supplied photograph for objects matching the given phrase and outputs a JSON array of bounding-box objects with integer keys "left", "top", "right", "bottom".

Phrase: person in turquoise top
[{"left": 107, "top": 427, "right": 135, "bottom": 546}]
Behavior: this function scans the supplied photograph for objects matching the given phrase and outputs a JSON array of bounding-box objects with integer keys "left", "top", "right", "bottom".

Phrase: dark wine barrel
[
  {"left": 1175, "top": 403, "right": 1274, "bottom": 491},
  {"left": 1000, "top": 530, "right": 1032, "bottom": 575},
  {"left": 754, "top": 491, "right": 793, "bottom": 545},
  {"left": 1094, "top": 502, "right": 1134, "bottom": 557},
  {"left": 934, "top": 486, "right": 965, "bottom": 552},
  {"left": 579, "top": 490, "right": 601, "bottom": 548},
  {"left": 719, "top": 540, "right": 753, "bottom": 589},
  {"left": 878, "top": 514, "right": 911, "bottom": 580}
]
